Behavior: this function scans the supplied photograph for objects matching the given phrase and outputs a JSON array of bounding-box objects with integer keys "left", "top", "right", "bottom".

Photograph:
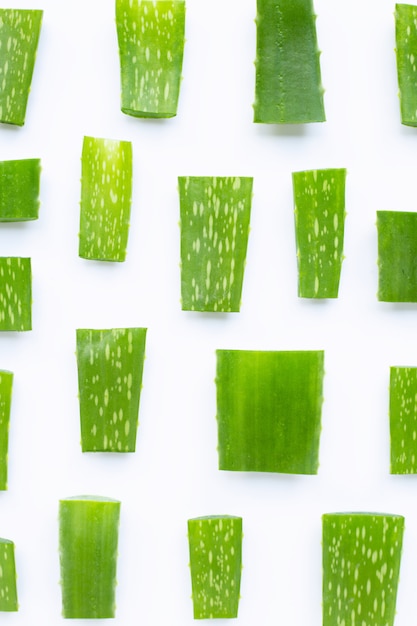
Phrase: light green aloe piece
[
  {"left": 0, "top": 257, "right": 31, "bottom": 331},
  {"left": 293, "top": 168, "right": 346, "bottom": 298},
  {"left": 0, "top": 539, "right": 18, "bottom": 611},
  {"left": 395, "top": 3, "right": 417, "bottom": 126},
  {"left": 323, "top": 513, "right": 404, "bottom": 626},
  {"left": 59, "top": 496, "right": 121, "bottom": 619},
  {"left": 76, "top": 328, "right": 147, "bottom": 452},
  {"left": 389, "top": 366, "right": 417, "bottom": 473},
  {"left": 0, "top": 159, "right": 40, "bottom": 221},
  {"left": 79, "top": 137, "right": 132, "bottom": 262},
  {"left": 188, "top": 515, "right": 242, "bottom": 620},
  {"left": 0, "top": 9, "right": 43, "bottom": 126},
  {"left": 179, "top": 176, "right": 253, "bottom": 312},
  {"left": 0, "top": 371, "right": 12, "bottom": 490},
  {"left": 216, "top": 350, "right": 324, "bottom": 474},
  {"left": 115, "top": 0, "right": 186, "bottom": 118},
  {"left": 254, "top": 0, "right": 325, "bottom": 124}
]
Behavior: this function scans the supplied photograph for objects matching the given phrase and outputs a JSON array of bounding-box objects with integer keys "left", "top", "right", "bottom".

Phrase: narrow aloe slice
[
  {"left": 323, "top": 513, "right": 404, "bottom": 626},
  {"left": 254, "top": 0, "right": 325, "bottom": 124},
  {"left": 216, "top": 350, "right": 324, "bottom": 474},
  {"left": 179, "top": 176, "right": 253, "bottom": 312},
  {"left": 377, "top": 210, "right": 417, "bottom": 302},
  {"left": 389, "top": 366, "right": 417, "bottom": 473},
  {"left": 79, "top": 137, "right": 132, "bottom": 262},
  {"left": 59, "top": 496, "right": 121, "bottom": 619},
  {"left": 0, "top": 371, "right": 12, "bottom": 490},
  {"left": 0, "top": 257, "right": 31, "bottom": 331},
  {"left": 0, "top": 9, "right": 43, "bottom": 126},
  {"left": 293, "top": 168, "right": 346, "bottom": 298},
  {"left": 0, "top": 539, "right": 18, "bottom": 611},
  {"left": 76, "top": 328, "right": 147, "bottom": 452},
  {"left": 188, "top": 515, "right": 242, "bottom": 619},
  {"left": 115, "top": 0, "right": 186, "bottom": 118},
  {"left": 0, "top": 159, "right": 40, "bottom": 221},
  {"left": 395, "top": 3, "right": 417, "bottom": 126}
]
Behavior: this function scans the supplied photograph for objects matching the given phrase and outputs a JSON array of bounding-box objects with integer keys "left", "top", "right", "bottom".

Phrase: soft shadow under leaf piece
[
  {"left": 188, "top": 516, "right": 242, "bottom": 619},
  {"left": 0, "top": 539, "right": 18, "bottom": 611},
  {"left": 0, "top": 159, "right": 40, "bottom": 221},
  {"left": 0, "top": 371, "right": 12, "bottom": 490},
  {"left": 395, "top": 3, "right": 417, "bottom": 126},
  {"left": 389, "top": 365, "right": 417, "bottom": 473},
  {"left": 322, "top": 512, "right": 404, "bottom": 626},
  {"left": 216, "top": 350, "right": 324, "bottom": 473},
  {"left": 0, "top": 257, "right": 32, "bottom": 331}
]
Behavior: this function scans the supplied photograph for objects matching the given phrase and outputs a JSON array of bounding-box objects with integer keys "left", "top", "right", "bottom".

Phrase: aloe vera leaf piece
[
  {"left": 79, "top": 137, "right": 132, "bottom": 262},
  {"left": 0, "top": 9, "right": 43, "bottom": 126},
  {"left": 179, "top": 176, "right": 253, "bottom": 312},
  {"left": 395, "top": 3, "right": 417, "bottom": 126},
  {"left": 254, "top": 0, "right": 325, "bottom": 124},
  {"left": 376, "top": 210, "right": 417, "bottom": 302},
  {"left": 389, "top": 366, "right": 417, "bottom": 473},
  {"left": 216, "top": 350, "right": 324, "bottom": 474},
  {"left": 0, "top": 371, "right": 12, "bottom": 490},
  {"left": 0, "top": 257, "right": 31, "bottom": 331},
  {"left": 188, "top": 515, "right": 243, "bottom": 619},
  {"left": 76, "top": 328, "right": 147, "bottom": 452},
  {"left": 0, "top": 159, "right": 40, "bottom": 221},
  {"left": 293, "top": 168, "right": 346, "bottom": 298},
  {"left": 115, "top": 0, "right": 186, "bottom": 119},
  {"left": 323, "top": 512, "right": 404, "bottom": 626},
  {"left": 59, "top": 496, "right": 121, "bottom": 619},
  {"left": 0, "top": 539, "right": 18, "bottom": 611}
]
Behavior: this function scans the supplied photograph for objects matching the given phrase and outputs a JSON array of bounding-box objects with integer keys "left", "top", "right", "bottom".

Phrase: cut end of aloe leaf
[
  {"left": 0, "top": 538, "right": 18, "bottom": 611},
  {"left": 395, "top": 3, "right": 417, "bottom": 126},
  {"left": 389, "top": 366, "right": 417, "bottom": 473},
  {"left": 0, "top": 159, "right": 40, "bottom": 221},
  {"left": 0, "top": 257, "right": 32, "bottom": 331},
  {"left": 0, "top": 371, "right": 13, "bottom": 491}
]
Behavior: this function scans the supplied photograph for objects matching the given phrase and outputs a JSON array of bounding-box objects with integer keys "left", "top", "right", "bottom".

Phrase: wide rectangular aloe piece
[
  {"left": 254, "top": 0, "right": 325, "bottom": 124},
  {"left": 0, "top": 257, "right": 32, "bottom": 331},
  {"left": 0, "top": 159, "right": 40, "bottom": 221},
  {"left": 116, "top": 0, "right": 186, "bottom": 118},
  {"left": 59, "top": 496, "right": 121, "bottom": 619},
  {"left": 188, "top": 515, "right": 242, "bottom": 619},
  {"left": 0, "top": 371, "right": 12, "bottom": 490},
  {"left": 389, "top": 366, "right": 417, "bottom": 473},
  {"left": 0, "top": 9, "right": 43, "bottom": 126},
  {"left": 293, "top": 168, "right": 346, "bottom": 298},
  {"left": 323, "top": 512, "right": 404, "bottom": 626},
  {"left": 76, "top": 328, "right": 147, "bottom": 452},
  {"left": 179, "top": 176, "right": 253, "bottom": 312},
  {"left": 395, "top": 3, "right": 417, "bottom": 126},
  {"left": 0, "top": 538, "right": 18, "bottom": 611},
  {"left": 79, "top": 137, "right": 132, "bottom": 262},
  {"left": 216, "top": 349, "right": 324, "bottom": 473}
]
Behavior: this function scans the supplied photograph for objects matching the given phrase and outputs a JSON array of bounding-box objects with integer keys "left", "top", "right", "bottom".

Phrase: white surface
[{"left": 0, "top": 0, "right": 415, "bottom": 623}]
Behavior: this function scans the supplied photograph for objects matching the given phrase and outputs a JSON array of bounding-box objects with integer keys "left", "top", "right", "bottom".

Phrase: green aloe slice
[
  {"left": 389, "top": 366, "right": 417, "bottom": 473},
  {"left": 0, "top": 9, "right": 43, "bottom": 126},
  {"left": 0, "top": 257, "right": 31, "bottom": 331},
  {"left": 188, "top": 515, "right": 242, "bottom": 620},
  {"left": 179, "top": 176, "right": 253, "bottom": 312},
  {"left": 377, "top": 210, "right": 417, "bottom": 302},
  {"left": 254, "top": 0, "right": 325, "bottom": 124},
  {"left": 0, "top": 159, "right": 40, "bottom": 221},
  {"left": 216, "top": 349, "right": 324, "bottom": 474},
  {"left": 115, "top": 0, "right": 186, "bottom": 118},
  {"left": 59, "top": 496, "right": 121, "bottom": 619},
  {"left": 0, "top": 371, "right": 12, "bottom": 490},
  {"left": 395, "top": 3, "right": 417, "bottom": 126},
  {"left": 76, "top": 328, "right": 147, "bottom": 452},
  {"left": 323, "top": 512, "right": 404, "bottom": 626},
  {"left": 293, "top": 168, "right": 346, "bottom": 298},
  {"left": 0, "top": 539, "right": 18, "bottom": 611},
  {"left": 79, "top": 137, "right": 133, "bottom": 262}
]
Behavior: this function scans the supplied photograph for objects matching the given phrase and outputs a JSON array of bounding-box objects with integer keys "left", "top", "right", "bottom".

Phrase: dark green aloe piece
[
  {"left": 0, "top": 9, "right": 43, "bottom": 126},
  {"left": 59, "top": 496, "right": 121, "bottom": 619},
  {"left": 76, "top": 328, "right": 147, "bottom": 452},
  {"left": 254, "top": 0, "right": 325, "bottom": 124},
  {"left": 115, "top": 0, "right": 186, "bottom": 118},
  {"left": 0, "top": 539, "right": 18, "bottom": 611},
  {"left": 188, "top": 515, "right": 242, "bottom": 619},
  {"left": 0, "top": 159, "right": 40, "bottom": 221},
  {"left": 0, "top": 371, "right": 12, "bottom": 490},
  {"left": 216, "top": 350, "right": 324, "bottom": 474},
  {"left": 323, "top": 513, "right": 404, "bottom": 626},
  {"left": 179, "top": 176, "right": 253, "bottom": 312},
  {"left": 389, "top": 366, "right": 417, "bottom": 473},
  {"left": 395, "top": 3, "right": 417, "bottom": 126},
  {"left": 0, "top": 257, "right": 31, "bottom": 331},
  {"left": 79, "top": 137, "right": 132, "bottom": 262},
  {"left": 293, "top": 168, "right": 346, "bottom": 298}
]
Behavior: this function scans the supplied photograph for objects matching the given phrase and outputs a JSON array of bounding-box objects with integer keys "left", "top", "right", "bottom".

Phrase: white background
[{"left": 0, "top": 0, "right": 415, "bottom": 623}]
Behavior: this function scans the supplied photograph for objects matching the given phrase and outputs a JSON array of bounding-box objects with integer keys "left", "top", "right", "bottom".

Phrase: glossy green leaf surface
[
  {"left": 395, "top": 3, "right": 417, "bottom": 126},
  {"left": 0, "top": 539, "right": 18, "bottom": 611},
  {"left": 0, "top": 159, "right": 40, "bottom": 221},
  {"left": 389, "top": 366, "right": 417, "bottom": 473},
  {"left": 0, "top": 371, "right": 12, "bottom": 490},
  {"left": 0, "top": 257, "right": 32, "bottom": 331}
]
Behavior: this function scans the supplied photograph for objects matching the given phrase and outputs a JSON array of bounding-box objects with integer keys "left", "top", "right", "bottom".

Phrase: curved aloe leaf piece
[
  {"left": 0, "top": 257, "right": 31, "bottom": 331},
  {"left": 59, "top": 496, "right": 121, "bottom": 619},
  {"left": 395, "top": 3, "right": 417, "bottom": 126},
  {"left": 0, "top": 539, "right": 18, "bottom": 611},
  {"left": 188, "top": 515, "right": 242, "bottom": 619},
  {"left": 216, "top": 349, "right": 324, "bottom": 474},
  {"left": 0, "top": 159, "right": 40, "bottom": 221},
  {"left": 323, "top": 512, "right": 404, "bottom": 626},
  {"left": 115, "top": 0, "right": 186, "bottom": 118},
  {"left": 79, "top": 137, "right": 133, "bottom": 262},
  {"left": 179, "top": 176, "right": 253, "bottom": 312},
  {"left": 76, "top": 328, "right": 147, "bottom": 452},
  {"left": 0, "top": 371, "right": 12, "bottom": 490},
  {"left": 0, "top": 9, "right": 43, "bottom": 126},
  {"left": 293, "top": 168, "right": 346, "bottom": 298},
  {"left": 389, "top": 366, "right": 417, "bottom": 473},
  {"left": 254, "top": 0, "right": 325, "bottom": 124}
]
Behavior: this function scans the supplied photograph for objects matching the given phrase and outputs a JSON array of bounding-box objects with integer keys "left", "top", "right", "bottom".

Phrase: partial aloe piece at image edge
[
  {"left": 179, "top": 176, "right": 253, "bottom": 312},
  {"left": 0, "top": 258, "right": 32, "bottom": 331},
  {"left": 395, "top": 3, "right": 417, "bottom": 126},
  {"left": 79, "top": 137, "right": 132, "bottom": 262},
  {"left": 59, "top": 496, "right": 121, "bottom": 619},
  {"left": 0, "top": 159, "right": 40, "bottom": 221},
  {"left": 0, "top": 9, "right": 43, "bottom": 126},
  {"left": 76, "top": 328, "right": 147, "bottom": 452},
  {"left": 389, "top": 366, "right": 417, "bottom": 473},
  {"left": 254, "top": 0, "right": 325, "bottom": 124},
  {"left": 0, "top": 371, "right": 13, "bottom": 490},
  {"left": 323, "top": 513, "right": 404, "bottom": 626},
  {"left": 293, "top": 168, "right": 346, "bottom": 298},
  {"left": 0, "top": 539, "right": 18, "bottom": 611},
  {"left": 116, "top": 0, "right": 186, "bottom": 118}
]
